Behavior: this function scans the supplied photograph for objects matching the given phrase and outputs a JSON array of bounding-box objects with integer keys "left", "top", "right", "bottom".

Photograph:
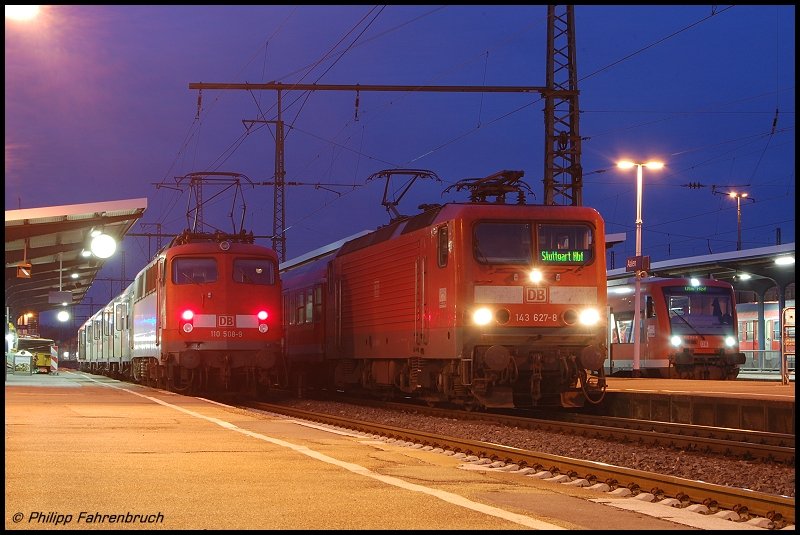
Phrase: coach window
[
  {"left": 772, "top": 320, "right": 781, "bottom": 342},
  {"left": 295, "top": 290, "right": 306, "bottom": 324},
  {"left": 145, "top": 264, "right": 158, "bottom": 294},
  {"left": 314, "top": 285, "right": 323, "bottom": 322},
  {"left": 744, "top": 321, "right": 755, "bottom": 341},
  {"left": 233, "top": 258, "right": 275, "bottom": 285},
  {"left": 135, "top": 274, "right": 144, "bottom": 300},
  {"left": 173, "top": 258, "right": 218, "bottom": 284},
  {"left": 115, "top": 303, "right": 127, "bottom": 331},
  {"left": 437, "top": 224, "right": 449, "bottom": 267}
]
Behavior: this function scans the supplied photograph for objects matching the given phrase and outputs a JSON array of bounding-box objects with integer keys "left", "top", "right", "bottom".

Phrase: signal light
[{"left": 257, "top": 310, "right": 268, "bottom": 321}]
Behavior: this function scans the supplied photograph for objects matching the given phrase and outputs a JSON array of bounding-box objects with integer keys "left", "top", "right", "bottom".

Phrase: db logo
[{"left": 218, "top": 315, "right": 235, "bottom": 327}]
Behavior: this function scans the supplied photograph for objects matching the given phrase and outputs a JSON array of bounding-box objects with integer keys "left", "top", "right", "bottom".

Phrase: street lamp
[
  {"left": 712, "top": 190, "right": 754, "bottom": 251},
  {"left": 617, "top": 159, "right": 664, "bottom": 376}
]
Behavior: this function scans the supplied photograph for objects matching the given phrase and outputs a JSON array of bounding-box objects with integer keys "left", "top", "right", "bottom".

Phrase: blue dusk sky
[{"left": 5, "top": 5, "right": 795, "bottom": 312}]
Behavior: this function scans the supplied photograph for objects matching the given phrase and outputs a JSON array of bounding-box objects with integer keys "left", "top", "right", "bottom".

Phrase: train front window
[
  {"left": 173, "top": 258, "right": 218, "bottom": 284},
  {"left": 537, "top": 224, "right": 594, "bottom": 264},
  {"left": 473, "top": 222, "right": 532, "bottom": 264},
  {"left": 232, "top": 258, "right": 276, "bottom": 285},
  {"left": 664, "top": 286, "right": 734, "bottom": 335}
]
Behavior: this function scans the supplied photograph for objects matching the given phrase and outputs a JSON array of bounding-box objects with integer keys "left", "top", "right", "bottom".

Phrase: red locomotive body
[
  {"left": 78, "top": 231, "right": 283, "bottom": 395},
  {"left": 282, "top": 193, "right": 608, "bottom": 409}
]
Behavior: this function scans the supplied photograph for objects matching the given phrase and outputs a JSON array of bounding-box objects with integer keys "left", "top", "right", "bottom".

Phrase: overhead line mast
[
  {"left": 544, "top": 5, "right": 582, "bottom": 206},
  {"left": 189, "top": 5, "right": 583, "bottom": 259}
]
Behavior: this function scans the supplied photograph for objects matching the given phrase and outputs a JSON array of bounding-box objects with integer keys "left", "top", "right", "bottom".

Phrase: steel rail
[{"left": 247, "top": 401, "right": 794, "bottom": 527}]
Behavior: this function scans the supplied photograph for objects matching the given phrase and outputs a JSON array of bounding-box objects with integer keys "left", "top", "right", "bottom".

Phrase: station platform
[
  {"left": 595, "top": 377, "right": 795, "bottom": 433},
  {"left": 10, "top": 369, "right": 736, "bottom": 531}
]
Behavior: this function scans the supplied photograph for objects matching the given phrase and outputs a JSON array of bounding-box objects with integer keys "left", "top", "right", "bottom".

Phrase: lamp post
[
  {"left": 711, "top": 187, "right": 754, "bottom": 251},
  {"left": 617, "top": 160, "right": 664, "bottom": 376},
  {"left": 728, "top": 191, "right": 754, "bottom": 251}
]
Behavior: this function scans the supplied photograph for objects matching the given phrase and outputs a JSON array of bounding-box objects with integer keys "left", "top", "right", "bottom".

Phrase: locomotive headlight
[
  {"left": 670, "top": 335, "right": 682, "bottom": 347},
  {"left": 725, "top": 336, "right": 736, "bottom": 347},
  {"left": 473, "top": 307, "right": 493, "bottom": 326},
  {"left": 578, "top": 308, "right": 600, "bottom": 326},
  {"left": 529, "top": 269, "right": 543, "bottom": 283}
]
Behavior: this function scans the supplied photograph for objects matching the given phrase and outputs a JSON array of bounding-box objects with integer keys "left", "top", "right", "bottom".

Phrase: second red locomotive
[
  {"left": 78, "top": 230, "right": 284, "bottom": 396},
  {"left": 281, "top": 171, "right": 608, "bottom": 409}
]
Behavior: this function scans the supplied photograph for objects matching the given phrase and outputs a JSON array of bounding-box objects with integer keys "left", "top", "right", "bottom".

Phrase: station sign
[{"left": 625, "top": 255, "right": 650, "bottom": 273}]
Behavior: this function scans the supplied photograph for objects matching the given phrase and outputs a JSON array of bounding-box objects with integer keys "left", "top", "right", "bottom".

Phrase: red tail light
[
  {"left": 257, "top": 310, "right": 269, "bottom": 333},
  {"left": 181, "top": 309, "right": 194, "bottom": 333}
]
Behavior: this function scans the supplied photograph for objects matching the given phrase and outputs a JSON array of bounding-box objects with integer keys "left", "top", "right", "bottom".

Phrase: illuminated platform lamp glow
[
  {"left": 57, "top": 310, "right": 70, "bottom": 322},
  {"left": 90, "top": 233, "right": 117, "bottom": 258},
  {"left": 5, "top": 5, "right": 41, "bottom": 21}
]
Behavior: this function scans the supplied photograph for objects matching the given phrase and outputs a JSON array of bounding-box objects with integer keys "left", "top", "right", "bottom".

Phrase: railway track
[
  {"left": 243, "top": 399, "right": 795, "bottom": 528},
  {"left": 418, "top": 404, "right": 794, "bottom": 465},
  {"left": 264, "top": 392, "right": 794, "bottom": 464}
]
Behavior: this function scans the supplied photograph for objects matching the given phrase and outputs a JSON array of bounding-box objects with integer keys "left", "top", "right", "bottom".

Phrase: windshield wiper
[{"left": 181, "top": 272, "right": 201, "bottom": 285}]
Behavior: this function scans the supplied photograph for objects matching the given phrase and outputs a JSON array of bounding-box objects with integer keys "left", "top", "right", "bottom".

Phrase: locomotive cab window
[
  {"left": 537, "top": 224, "right": 593, "bottom": 264},
  {"left": 173, "top": 258, "right": 218, "bottom": 284},
  {"left": 232, "top": 258, "right": 275, "bottom": 285},
  {"left": 437, "top": 224, "right": 449, "bottom": 267},
  {"left": 473, "top": 222, "right": 532, "bottom": 264}
]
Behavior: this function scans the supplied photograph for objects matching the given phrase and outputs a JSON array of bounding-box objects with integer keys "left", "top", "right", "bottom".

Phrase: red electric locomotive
[
  {"left": 78, "top": 230, "right": 283, "bottom": 395},
  {"left": 281, "top": 171, "right": 608, "bottom": 409}
]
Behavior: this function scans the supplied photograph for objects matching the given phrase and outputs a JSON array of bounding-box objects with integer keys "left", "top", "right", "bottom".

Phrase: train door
[
  {"left": 155, "top": 258, "right": 164, "bottom": 347},
  {"left": 93, "top": 317, "right": 102, "bottom": 368},
  {"left": 78, "top": 327, "right": 86, "bottom": 363},
  {"left": 765, "top": 319, "right": 773, "bottom": 351},
  {"left": 643, "top": 294, "right": 657, "bottom": 367},
  {"left": 428, "top": 222, "right": 454, "bottom": 356},
  {"left": 115, "top": 300, "right": 128, "bottom": 367},
  {"left": 104, "top": 307, "right": 114, "bottom": 369},
  {"left": 329, "top": 262, "right": 341, "bottom": 354}
]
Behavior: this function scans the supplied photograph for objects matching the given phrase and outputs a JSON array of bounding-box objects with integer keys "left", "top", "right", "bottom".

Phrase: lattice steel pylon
[{"left": 543, "top": 5, "right": 583, "bottom": 206}]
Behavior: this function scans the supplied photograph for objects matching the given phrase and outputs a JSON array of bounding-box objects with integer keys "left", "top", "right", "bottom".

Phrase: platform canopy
[
  {"left": 5, "top": 198, "right": 147, "bottom": 317},
  {"left": 608, "top": 242, "right": 795, "bottom": 295}
]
